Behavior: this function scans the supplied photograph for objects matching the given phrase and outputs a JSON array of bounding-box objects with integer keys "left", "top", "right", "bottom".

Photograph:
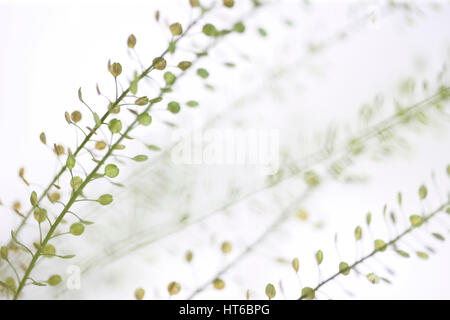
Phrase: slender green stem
[
  {"left": 11, "top": 6, "right": 210, "bottom": 242},
  {"left": 12, "top": 8, "right": 210, "bottom": 300}
]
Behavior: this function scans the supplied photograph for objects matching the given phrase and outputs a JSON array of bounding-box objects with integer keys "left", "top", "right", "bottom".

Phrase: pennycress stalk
[{"left": 10, "top": 7, "right": 209, "bottom": 241}]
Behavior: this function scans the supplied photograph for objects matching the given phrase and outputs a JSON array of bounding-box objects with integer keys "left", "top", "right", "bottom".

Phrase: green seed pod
[
  {"left": 39, "top": 132, "right": 47, "bottom": 144},
  {"left": 301, "top": 287, "right": 315, "bottom": 300},
  {"left": 127, "top": 34, "right": 136, "bottom": 48},
  {"left": 374, "top": 239, "right": 387, "bottom": 251},
  {"left": 418, "top": 185, "right": 428, "bottom": 200},
  {"left": 213, "top": 278, "right": 225, "bottom": 290},
  {"left": 110, "top": 62, "right": 122, "bottom": 77},
  {"left": 138, "top": 112, "right": 152, "bottom": 126},
  {"left": 30, "top": 191, "right": 38, "bottom": 207},
  {"left": 98, "top": 194, "right": 113, "bottom": 205},
  {"left": 42, "top": 244, "right": 56, "bottom": 257},
  {"left": 0, "top": 246, "right": 8, "bottom": 260},
  {"left": 104, "top": 164, "right": 119, "bottom": 178},
  {"left": 70, "top": 176, "right": 83, "bottom": 191},
  {"left": 410, "top": 215, "right": 423, "bottom": 227},
  {"left": 315, "top": 250, "right": 323, "bottom": 265},
  {"left": 196, "top": 68, "right": 209, "bottom": 79},
  {"left": 354, "top": 226, "right": 362, "bottom": 241},
  {"left": 33, "top": 208, "right": 47, "bottom": 224},
  {"left": 223, "top": 0, "right": 234, "bottom": 8},
  {"left": 71, "top": 111, "right": 82, "bottom": 123},
  {"left": 169, "top": 23, "right": 183, "bottom": 36},
  {"left": 202, "top": 23, "right": 218, "bottom": 37},
  {"left": 167, "top": 281, "right": 181, "bottom": 295},
  {"left": 167, "top": 101, "right": 181, "bottom": 114},
  {"left": 265, "top": 283, "right": 276, "bottom": 300},
  {"left": 135, "top": 96, "right": 149, "bottom": 106},
  {"left": 233, "top": 22, "right": 245, "bottom": 33},
  {"left": 70, "top": 223, "right": 85, "bottom": 236},
  {"left": 186, "top": 100, "right": 199, "bottom": 107},
  {"left": 164, "top": 72, "right": 176, "bottom": 86},
  {"left": 292, "top": 258, "right": 299, "bottom": 273},
  {"left": 367, "top": 273, "right": 380, "bottom": 284},
  {"left": 47, "top": 275, "right": 62, "bottom": 286},
  {"left": 108, "top": 119, "right": 122, "bottom": 133},
  {"left": 339, "top": 262, "right": 350, "bottom": 275},
  {"left": 152, "top": 57, "right": 167, "bottom": 70},
  {"left": 178, "top": 61, "right": 192, "bottom": 71},
  {"left": 132, "top": 155, "right": 148, "bottom": 162}
]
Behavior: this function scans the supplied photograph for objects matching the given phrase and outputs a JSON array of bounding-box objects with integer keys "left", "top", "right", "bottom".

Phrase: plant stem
[
  {"left": 10, "top": 6, "right": 210, "bottom": 242},
  {"left": 12, "top": 8, "right": 210, "bottom": 300}
]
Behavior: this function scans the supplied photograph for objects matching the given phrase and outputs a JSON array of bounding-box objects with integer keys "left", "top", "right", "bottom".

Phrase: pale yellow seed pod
[
  {"left": 135, "top": 287, "right": 145, "bottom": 300},
  {"left": 127, "top": 34, "right": 136, "bottom": 48},
  {"left": 167, "top": 281, "right": 181, "bottom": 296},
  {"left": 221, "top": 241, "right": 232, "bottom": 254}
]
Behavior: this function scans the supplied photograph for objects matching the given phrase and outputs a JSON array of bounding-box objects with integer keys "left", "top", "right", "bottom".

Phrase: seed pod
[
  {"left": 42, "top": 244, "right": 56, "bottom": 257},
  {"left": 135, "top": 288, "right": 145, "bottom": 300},
  {"left": 233, "top": 22, "right": 245, "bottom": 33},
  {"left": 265, "top": 283, "right": 276, "bottom": 299},
  {"left": 138, "top": 113, "right": 152, "bottom": 126},
  {"left": 221, "top": 241, "right": 232, "bottom": 254},
  {"left": 47, "top": 275, "right": 62, "bottom": 286},
  {"left": 39, "top": 132, "right": 47, "bottom": 144},
  {"left": 104, "top": 164, "right": 119, "bottom": 178},
  {"left": 70, "top": 223, "right": 85, "bottom": 236},
  {"left": 0, "top": 246, "right": 8, "bottom": 260},
  {"left": 178, "top": 61, "right": 192, "bottom": 71},
  {"left": 127, "top": 34, "right": 136, "bottom": 48},
  {"left": 339, "top": 262, "right": 350, "bottom": 275},
  {"left": 167, "top": 101, "right": 180, "bottom": 114},
  {"left": 153, "top": 57, "right": 167, "bottom": 70},
  {"left": 98, "top": 194, "right": 113, "bottom": 205},
  {"left": 292, "top": 258, "right": 299, "bottom": 272},
  {"left": 301, "top": 287, "right": 315, "bottom": 300},
  {"left": 185, "top": 250, "right": 193, "bottom": 263},
  {"left": 315, "top": 250, "right": 323, "bottom": 265},
  {"left": 49, "top": 192, "right": 60, "bottom": 203},
  {"left": 196, "top": 68, "right": 209, "bottom": 79},
  {"left": 54, "top": 144, "right": 65, "bottom": 156},
  {"left": 108, "top": 119, "right": 122, "bottom": 134},
  {"left": 71, "top": 111, "right": 82, "bottom": 123},
  {"left": 374, "top": 239, "right": 387, "bottom": 252},
  {"left": 135, "top": 96, "right": 149, "bottom": 106},
  {"left": 169, "top": 23, "right": 183, "bottom": 36},
  {"left": 95, "top": 141, "right": 107, "bottom": 150},
  {"left": 223, "top": 0, "right": 234, "bottom": 8},
  {"left": 410, "top": 215, "right": 423, "bottom": 227},
  {"left": 202, "top": 24, "right": 218, "bottom": 37},
  {"left": 164, "top": 72, "right": 176, "bottom": 86},
  {"left": 354, "top": 226, "right": 362, "bottom": 241},
  {"left": 167, "top": 281, "right": 181, "bottom": 295},
  {"left": 110, "top": 62, "right": 122, "bottom": 77},
  {"left": 189, "top": 0, "right": 200, "bottom": 7},
  {"left": 213, "top": 278, "right": 225, "bottom": 290},
  {"left": 33, "top": 208, "right": 47, "bottom": 223}
]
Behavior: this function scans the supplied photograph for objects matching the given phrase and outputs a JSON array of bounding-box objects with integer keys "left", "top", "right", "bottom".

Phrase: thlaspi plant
[{"left": 0, "top": 0, "right": 263, "bottom": 299}]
